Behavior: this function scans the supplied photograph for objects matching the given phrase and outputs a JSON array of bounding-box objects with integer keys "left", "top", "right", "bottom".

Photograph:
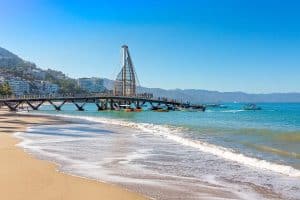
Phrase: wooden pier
[{"left": 0, "top": 94, "right": 205, "bottom": 112}]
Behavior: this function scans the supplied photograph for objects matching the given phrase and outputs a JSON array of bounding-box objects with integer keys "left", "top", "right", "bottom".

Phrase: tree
[{"left": 0, "top": 82, "right": 12, "bottom": 95}]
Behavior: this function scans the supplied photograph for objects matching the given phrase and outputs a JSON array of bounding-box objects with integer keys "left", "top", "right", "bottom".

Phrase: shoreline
[
  {"left": 0, "top": 110, "right": 147, "bottom": 200},
  {"left": 1, "top": 109, "right": 295, "bottom": 199}
]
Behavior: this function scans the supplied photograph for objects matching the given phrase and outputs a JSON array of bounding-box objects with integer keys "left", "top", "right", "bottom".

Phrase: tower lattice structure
[{"left": 114, "top": 45, "right": 138, "bottom": 96}]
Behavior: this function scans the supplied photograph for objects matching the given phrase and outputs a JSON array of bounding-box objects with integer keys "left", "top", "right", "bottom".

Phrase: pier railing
[{"left": 0, "top": 93, "right": 205, "bottom": 112}]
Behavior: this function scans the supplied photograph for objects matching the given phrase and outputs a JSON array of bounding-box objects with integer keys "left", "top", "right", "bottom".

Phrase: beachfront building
[
  {"left": 29, "top": 81, "right": 59, "bottom": 95},
  {"left": 38, "top": 81, "right": 59, "bottom": 94},
  {"left": 114, "top": 45, "right": 138, "bottom": 96},
  {"left": 7, "top": 78, "right": 30, "bottom": 95},
  {"left": 77, "top": 77, "right": 105, "bottom": 93}
]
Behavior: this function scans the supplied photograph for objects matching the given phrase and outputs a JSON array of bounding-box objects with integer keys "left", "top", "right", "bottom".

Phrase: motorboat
[
  {"left": 120, "top": 105, "right": 134, "bottom": 112},
  {"left": 152, "top": 105, "right": 169, "bottom": 112},
  {"left": 243, "top": 104, "right": 262, "bottom": 111}
]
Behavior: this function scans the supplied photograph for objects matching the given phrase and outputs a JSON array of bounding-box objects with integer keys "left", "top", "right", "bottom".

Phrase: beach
[
  {"left": 0, "top": 103, "right": 300, "bottom": 200},
  {"left": 0, "top": 110, "right": 146, "bottom": 200}
]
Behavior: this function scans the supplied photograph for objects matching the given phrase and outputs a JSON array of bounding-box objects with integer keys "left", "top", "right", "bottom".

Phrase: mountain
[
  {"left": 0, "top": 46, "right": 37, "bottom": 70},
  {"left": 103, "top": 79, "right": 300, "bottom": 103}
]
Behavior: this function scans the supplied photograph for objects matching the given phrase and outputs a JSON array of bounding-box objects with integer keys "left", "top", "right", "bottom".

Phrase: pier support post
[
  {"left": 26, "top": 100, "right": 44, "bottom": 110},
  {"left": 110, "top": 99, "right": 115, "bottom": 110},
  {"left": 4, "top": 101, "right": 21, "bottom": 111},
  {"left": 96, "top": 102, "right": 104, "bottom": 111},
  {"left": 48, "top": 100, "right": 66, "bottom": 111},
  {"left": 104, "top": 100, "right": 108, "bottom": 110},
  {"left": 72, "top": 101, "right": 85, "bottom": 111}
]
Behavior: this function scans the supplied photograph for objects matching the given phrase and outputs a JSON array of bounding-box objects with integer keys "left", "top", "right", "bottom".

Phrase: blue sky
[{"left": 0, "top": 0, "right": 299, "bottom": 93}]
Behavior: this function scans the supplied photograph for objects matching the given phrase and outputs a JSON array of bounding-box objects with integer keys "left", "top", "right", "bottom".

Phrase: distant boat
[
  {"left": 152, "top": 105, "right": 169, "bottom": 112},
  {"left": 243, "top": 104, "right": 261, "bottom": 111},
  {"left": 120, "top": 105, "right": 134, "bottom": 112},
  {"left": 135, "top": 106, "right": 143, "bottom": 112},
  {"left": 178, "top": 106, "right": 205, "bottom": 112}
]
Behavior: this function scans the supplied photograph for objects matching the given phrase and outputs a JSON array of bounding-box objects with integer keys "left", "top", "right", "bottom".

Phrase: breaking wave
[{"left": 29, "top": 112, "right": 300, "bottom": 178}]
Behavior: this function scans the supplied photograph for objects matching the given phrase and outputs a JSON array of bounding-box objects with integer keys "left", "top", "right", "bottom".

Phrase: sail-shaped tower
[{"left": 114, "top": 45, "right": 138, "bottom": 96}]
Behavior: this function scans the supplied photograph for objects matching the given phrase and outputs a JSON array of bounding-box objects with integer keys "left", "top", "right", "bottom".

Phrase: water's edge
[{"left": 15, "top": 111, "right": 300, "bottom": 200}]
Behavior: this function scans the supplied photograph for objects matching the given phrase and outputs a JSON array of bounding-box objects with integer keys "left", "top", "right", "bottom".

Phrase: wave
[{"left": 21, "top": 112, "right": 300, "bottom": 177}]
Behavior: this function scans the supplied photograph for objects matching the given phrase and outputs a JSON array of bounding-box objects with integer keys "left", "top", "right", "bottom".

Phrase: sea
[{"left": 15, "top": 103, "right": 300, "bottom": 199}]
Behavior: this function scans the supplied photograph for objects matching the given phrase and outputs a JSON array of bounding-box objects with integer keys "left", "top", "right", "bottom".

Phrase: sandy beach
[{"left": 0, "top": 110, "right": 147, "bottom": 200}]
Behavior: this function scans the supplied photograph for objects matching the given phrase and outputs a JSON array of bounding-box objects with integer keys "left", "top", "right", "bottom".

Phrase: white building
[
  {"left": 32, "top": 69, "right": 46, "bottom": 80},
  {"left": 7, "top": 78, "right": 30, "bottom": 95},
  {"left": 35, "top": 81, "right": 59, "bottom": 94},
  {"left": 43, "top": 82, "right": 59, "bottom": 94},
  {"left": 77, "top": 77, "right": 105, "bottom": 93},
  {"left": 0, "top": 76, "right": 5, "bottom": 84}
]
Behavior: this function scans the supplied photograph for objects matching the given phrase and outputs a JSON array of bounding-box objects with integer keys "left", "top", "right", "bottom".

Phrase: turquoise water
[
  {"left": 37, "top": 102, "right": 300, "bottom": 169},
  {"left": 18, "top": 102, "right": 300, "bottom": 199}
]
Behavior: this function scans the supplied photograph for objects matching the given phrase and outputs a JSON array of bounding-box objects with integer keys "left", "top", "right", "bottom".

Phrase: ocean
[{"left": 15, "top": 103, "right": 300, "bottom": 199}]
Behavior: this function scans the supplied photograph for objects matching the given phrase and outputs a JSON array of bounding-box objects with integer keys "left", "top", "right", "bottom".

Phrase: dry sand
[{"left": 0, "top": 110, "right": 147, "bottom": 200}]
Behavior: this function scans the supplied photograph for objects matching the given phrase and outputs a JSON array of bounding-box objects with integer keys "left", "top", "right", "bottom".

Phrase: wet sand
[
  {"left": 0, "top": 110, "right": 146, "bottom": 200},
  {"left": 0, "top": 109, "right": 284, "bottom": 200}
]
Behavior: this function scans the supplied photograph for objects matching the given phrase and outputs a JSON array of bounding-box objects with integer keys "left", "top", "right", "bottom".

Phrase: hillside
[
  {"left": 0, "top": 47, "right": 37, "bottom": 78},
  {"left": 0, "top": 46, "right": 83, "bottom": 93}
]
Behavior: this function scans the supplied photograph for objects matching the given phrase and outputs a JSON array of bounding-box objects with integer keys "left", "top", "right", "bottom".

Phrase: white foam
[
  {"left": 14, "top": 131, "right": 100, "bottom": 170},
  {"left": 21, "top": 112, "right": 300, "bottom": 177}
]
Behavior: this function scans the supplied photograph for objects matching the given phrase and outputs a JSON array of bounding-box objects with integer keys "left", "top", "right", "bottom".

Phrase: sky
[{"left": 0, "top": 0, "right": 299, "bottom": 93}]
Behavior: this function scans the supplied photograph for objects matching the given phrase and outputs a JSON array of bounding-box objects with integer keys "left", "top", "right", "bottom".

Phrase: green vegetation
[
  {"left": 0, "top": 82, "right": 12, "bottom": 95},
  {"left": 45, "top": 72, "right": 86, "bottom": 94}
]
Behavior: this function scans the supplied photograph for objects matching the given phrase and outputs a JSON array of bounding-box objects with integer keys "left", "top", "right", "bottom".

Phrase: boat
[
  {"left": 124, "top": 108, "right": 134, "bottom": 112},
  {"left": 152, "top": 105, "right": 169, "bottom": 112},
  {"left": 178, "top": 105, "right": 205, "bottom": 112},
  {"left": 135, "top": 107, "right": 143, "bottom": 112},
  {"left": 243, "top": 104, "right": 262, "bottom": 111},
  {"left": 120, "top": 105, "right": 134, "bottom": 112},
  {"left": 154, "top": 108, "right": 169, "bottom": 112}
]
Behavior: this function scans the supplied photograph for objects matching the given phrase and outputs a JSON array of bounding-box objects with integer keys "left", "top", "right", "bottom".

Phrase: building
[
  {"left": 45, "top": 82, "right": 59, "bottom": 94},
  {"left": 77, "top": 77, "right": 105, "bottom": 93},
  {"left": 0, "top": 76, "right": 5, "bottom": 84},
  {"left": 37, "top": 81, "right": 59, "bottom": 94},
  {"left": 31, "top": 69, "right": 46, "bottom": 80},
  {"left": 7, "top": 78, "right": 30, "bottom": 95},
  {"left": 31, "top": 81, "right": 59, "bottom": 95}
]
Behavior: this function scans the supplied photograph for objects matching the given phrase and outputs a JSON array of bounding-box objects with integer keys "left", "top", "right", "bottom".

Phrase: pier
[{"left": 0, "top": 94, "right": 205, "bottom": 112}]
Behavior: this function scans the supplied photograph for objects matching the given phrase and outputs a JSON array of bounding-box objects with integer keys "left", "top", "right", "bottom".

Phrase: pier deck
[{"left": 0, "top": 94, "right": 205, "bottom": 112}]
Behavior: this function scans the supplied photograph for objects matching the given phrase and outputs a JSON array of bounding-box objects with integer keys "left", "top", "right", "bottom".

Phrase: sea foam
[{"left": 26, "top": 112, "right": 300, "bottom": 178}]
